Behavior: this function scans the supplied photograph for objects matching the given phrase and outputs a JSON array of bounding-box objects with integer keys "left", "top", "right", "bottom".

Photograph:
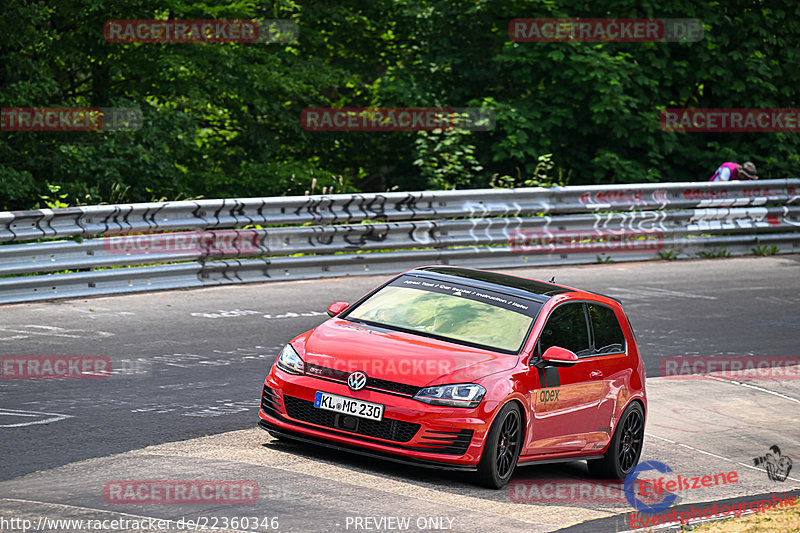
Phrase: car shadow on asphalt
[{"left": 261, "top": 436, "right": 625, "bottom": 506}]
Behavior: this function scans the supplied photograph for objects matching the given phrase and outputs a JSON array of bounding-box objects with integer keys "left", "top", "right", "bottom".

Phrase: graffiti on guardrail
[
  {"left": 579, "top": 189, "right": 648, "bottom": 208},
  {"left": 593, "top": 210, "right": 669, "bottom": 231},
  {"left": 1, "top": 180, "right": 798, "bottom": 303},
  {"left": 686, "top": 207, "right": 777, "bottom": 230},
  {"left": 462, "top": 200, "right": 525, "bottom": 217}
]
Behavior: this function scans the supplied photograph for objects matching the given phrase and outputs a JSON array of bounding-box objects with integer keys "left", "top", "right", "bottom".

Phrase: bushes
[{"left": 1, "top": 0, "right": 798, "bottom": 210}]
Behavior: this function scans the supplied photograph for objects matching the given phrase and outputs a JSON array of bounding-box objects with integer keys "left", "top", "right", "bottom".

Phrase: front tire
[
  {"left": 588, "top": 402, "right": 644, "bottom": 479},
  {"left": 475, "top": 402, "right": 522, "bottom": 489}
]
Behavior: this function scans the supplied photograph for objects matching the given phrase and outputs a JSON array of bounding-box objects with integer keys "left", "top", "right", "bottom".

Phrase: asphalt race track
[{"left": 1, "top": 255, "right": 799, "bottom": 532}]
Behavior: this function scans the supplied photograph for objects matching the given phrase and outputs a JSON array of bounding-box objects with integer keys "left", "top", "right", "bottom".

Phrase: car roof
[
  {"left": 406, "top": 266, "right": 574, "bottom": 304},
  {"left": 407, "top": 266, "right": 622, "bottom": 306}
]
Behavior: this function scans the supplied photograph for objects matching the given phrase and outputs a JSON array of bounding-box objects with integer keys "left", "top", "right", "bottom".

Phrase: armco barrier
[{"left": 0, "top": 180, "right": 798, "bottom": 304}]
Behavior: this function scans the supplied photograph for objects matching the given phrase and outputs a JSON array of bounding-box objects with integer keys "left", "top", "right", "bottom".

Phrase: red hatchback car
[{"left": 259, "top": 266, "right": 646, "bottom": 488}]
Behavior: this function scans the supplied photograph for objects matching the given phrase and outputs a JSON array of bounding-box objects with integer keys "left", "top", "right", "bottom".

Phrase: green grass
[
  {"left": 752, "top": 244, "right": 779, "bottom": 256},
  {"left": 696, "top": 247, "right": 731, "bottom": 259}
]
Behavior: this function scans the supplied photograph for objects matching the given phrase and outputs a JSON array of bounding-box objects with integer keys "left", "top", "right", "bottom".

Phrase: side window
[
  {"left": 538, "top": 303, "right": 592, "bottom": 357},
  {"left": 588, "top": 304, "right": 625, "bottom": 354}
]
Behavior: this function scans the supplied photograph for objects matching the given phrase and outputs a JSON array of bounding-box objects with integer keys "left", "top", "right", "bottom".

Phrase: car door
[
  {"left": 524, "top": 302, "right": 607, "bottom": 455},
  {"left": 583, "top": 303, "right": 632, "bottom": 448}
]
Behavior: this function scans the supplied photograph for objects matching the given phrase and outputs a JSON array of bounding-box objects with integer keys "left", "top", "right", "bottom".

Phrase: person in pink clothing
[{"left": 710, "top": 161, "right": 759, "bottom": 181}]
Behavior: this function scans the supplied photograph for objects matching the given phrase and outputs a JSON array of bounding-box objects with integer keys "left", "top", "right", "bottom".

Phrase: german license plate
[{"left": 314, "top": 391, "right": 384, "bottom": 421}]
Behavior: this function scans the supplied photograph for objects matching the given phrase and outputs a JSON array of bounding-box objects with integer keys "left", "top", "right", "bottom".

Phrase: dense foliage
[{"left": 2, "top": 0, "right": 799, "bottom": 210}]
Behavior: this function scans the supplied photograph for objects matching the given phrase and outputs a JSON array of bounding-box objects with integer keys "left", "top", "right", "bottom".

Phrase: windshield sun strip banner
[{"left": 389, "top": 276, "right": 542, "bottom": 318}]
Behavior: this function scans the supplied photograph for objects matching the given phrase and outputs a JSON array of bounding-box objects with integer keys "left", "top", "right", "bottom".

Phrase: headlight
[
  {"left": 413, "top": 383, "right": 486, "bottom": 408},
  {"left": 275, "top": 344, "right": 304, "bottom": 375}
]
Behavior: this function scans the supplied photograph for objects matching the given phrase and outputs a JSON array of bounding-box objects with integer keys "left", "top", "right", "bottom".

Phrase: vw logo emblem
[{"left": 347, "top": 371, "right": 368, "bottom": 391}]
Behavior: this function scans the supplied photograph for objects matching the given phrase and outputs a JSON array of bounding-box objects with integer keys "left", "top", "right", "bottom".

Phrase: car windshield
[{"left": 345, "top": 277, "right": 541, "bottom": 353}]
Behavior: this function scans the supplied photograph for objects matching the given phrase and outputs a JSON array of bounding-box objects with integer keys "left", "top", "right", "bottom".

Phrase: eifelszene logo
[{"left": 625, "top": 461, "right": 679, "bottom": 513}]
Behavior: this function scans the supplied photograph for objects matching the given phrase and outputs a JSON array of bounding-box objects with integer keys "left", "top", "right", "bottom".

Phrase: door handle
[{"left": 590, "top": 370, "right": 603, "bottom": 379}]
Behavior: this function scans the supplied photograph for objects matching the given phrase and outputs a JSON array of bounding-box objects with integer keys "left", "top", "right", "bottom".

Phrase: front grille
[
  {"left": 305, "top": 363, "right": 421, "bottom": 396},
  {"left": 416, "top": 429, "right": 474, "bottom": 456},
  {"left": 367, "top": 377, "right": 421, "bottom": 396},
  {"left": 282, "top": 395, "right": 420, "bottom": 443}
]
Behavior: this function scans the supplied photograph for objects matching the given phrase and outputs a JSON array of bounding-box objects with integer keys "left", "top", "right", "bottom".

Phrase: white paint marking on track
[
  {"left": 702, "top": 375, "right": 800, "bottom": 404},
  {"left": 606, "top": 287, "right": 717, "bottom": 301},
  {"left": 645, "top": 433, "right": 800, "bottom": 483},
  {"left": 0, "top": 408, "right": 73, "bottom": 428},
  {"left": 190, "top": 309, "right": 261, "bottom": 318},
  {"left": 0, "top": 325, "right": 114, "bottom": 340},
  {"left": 191, "top": 309, "right": 328, "bottom": 319},
  {"left": 606, "top": 287, "right": 717, "bottom": 300},
  {"left": 0, "top": 334, "right": 28, "bottom": 341},
  {"left": 263, "top": 311, "right": 327, "bottom": 320},
  {"left": 643, "top": 287, "right": 717, "bottom": 300}
]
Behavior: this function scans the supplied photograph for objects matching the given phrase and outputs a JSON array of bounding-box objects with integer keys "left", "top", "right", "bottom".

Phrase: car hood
[{"left": 293, "top": 319, "right": 519, "bottom": 387}]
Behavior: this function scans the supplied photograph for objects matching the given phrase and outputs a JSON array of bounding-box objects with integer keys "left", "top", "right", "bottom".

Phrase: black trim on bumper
[
  {"left": 516, "top": 454, "right": 604, "bottom": 465},
  {"left": 261, "top": 384, "right": 473, "bottom": 456},
  {"left": 258, "top": 419, "right": 478, "bottom": 472}
]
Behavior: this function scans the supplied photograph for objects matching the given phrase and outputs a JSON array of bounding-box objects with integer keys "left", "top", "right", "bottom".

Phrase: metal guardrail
[{"left": 1, "top": 180, "right": 798, "bottom": 304}]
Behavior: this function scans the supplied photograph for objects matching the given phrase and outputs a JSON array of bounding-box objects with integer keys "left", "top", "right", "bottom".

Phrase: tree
[{"left": 1, "top": 0, "right": 798, "bottom": 210}]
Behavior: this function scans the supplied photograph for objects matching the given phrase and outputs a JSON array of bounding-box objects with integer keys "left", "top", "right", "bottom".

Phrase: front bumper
[
  {"left": 259, "top": 370, "right": 493, "bottom": 468},
  {"left": 258, "top": 420, "right": 477, "bottom": 471}
]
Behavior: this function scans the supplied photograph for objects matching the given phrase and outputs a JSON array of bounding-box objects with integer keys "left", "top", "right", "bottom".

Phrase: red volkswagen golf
[{"left": 259, "top": 266, "right": 646, "bottom": 488}]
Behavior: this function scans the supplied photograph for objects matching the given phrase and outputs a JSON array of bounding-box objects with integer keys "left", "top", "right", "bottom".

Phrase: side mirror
[
  {"left": 326, "top": 301, "right": 349, "bottom": 317},
  {"left": 538, "top": 346, "right": 580, "bottom": 367}
]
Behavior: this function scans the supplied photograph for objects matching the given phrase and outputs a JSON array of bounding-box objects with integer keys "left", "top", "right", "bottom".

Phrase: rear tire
[
  {"left": 588, "top": 402, "right": 644, "bottom": 479},
  {"left": 475, "top": 402, "right": 523, "bottom": 489}
]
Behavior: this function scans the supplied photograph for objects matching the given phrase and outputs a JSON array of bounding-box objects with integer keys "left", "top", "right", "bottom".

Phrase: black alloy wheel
[
  {"left": 476, "top": 402, "right": 522, "bottom": 488},
  {"left": 588, "top": 402, "right": 645, "bottom": 479}
]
